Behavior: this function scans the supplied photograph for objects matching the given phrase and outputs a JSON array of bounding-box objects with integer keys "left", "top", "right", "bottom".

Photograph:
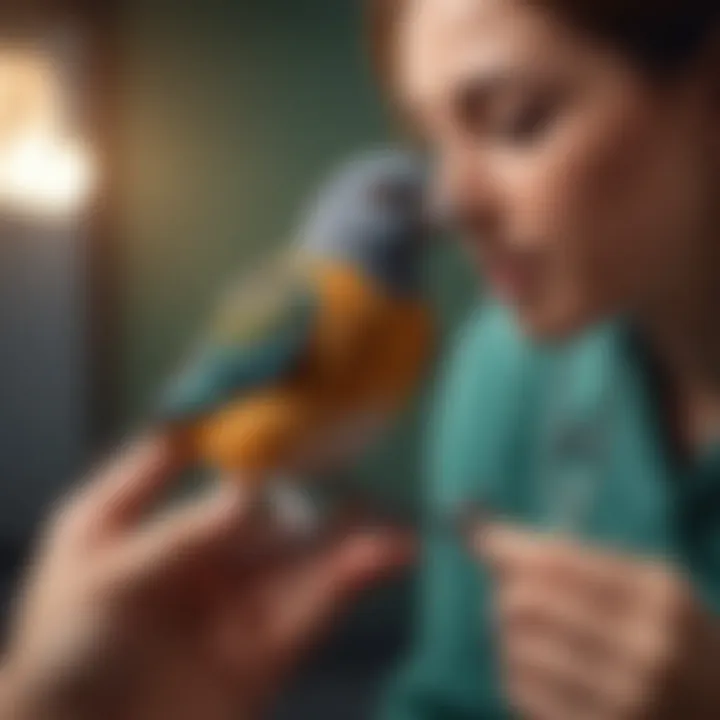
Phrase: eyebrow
[
  {"left": 405, "top": 64, "right": 545, "bottom": 119},
  {"left": 454, "top": 66, "right": 552, "bottom": 104}
]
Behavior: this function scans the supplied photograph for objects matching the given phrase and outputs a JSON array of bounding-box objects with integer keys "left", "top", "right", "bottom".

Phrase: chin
[{"left": 511, "top": 299, "right": 600, "bottom": 345}]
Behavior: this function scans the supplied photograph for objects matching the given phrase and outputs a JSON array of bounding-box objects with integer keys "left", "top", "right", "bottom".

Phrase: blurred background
[{"left": 0, "top": 0, "right": 476, "bottom": 716}]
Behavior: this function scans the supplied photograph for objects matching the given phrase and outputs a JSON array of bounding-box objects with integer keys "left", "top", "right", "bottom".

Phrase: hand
[
  {"left": 1, "top": 437, "right": 414, "bottom": 720},
  {"left": 473, "top": 524, "right": 720, "bottom": 720}
]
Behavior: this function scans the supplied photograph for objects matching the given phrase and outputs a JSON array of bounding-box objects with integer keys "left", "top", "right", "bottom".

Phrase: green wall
[{"left": 116, "top": 0, "right": 477, "bottom": 510}]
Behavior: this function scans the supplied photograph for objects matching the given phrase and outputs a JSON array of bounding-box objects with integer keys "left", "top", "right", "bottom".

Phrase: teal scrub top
[{"left": 380, "top": 303, "right": 720, "bottom": 720}]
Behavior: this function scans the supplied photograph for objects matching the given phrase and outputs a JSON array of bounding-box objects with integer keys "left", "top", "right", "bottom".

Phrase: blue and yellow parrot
[{"left": 157, "top": 150, "right": 435, "bottom": 491}]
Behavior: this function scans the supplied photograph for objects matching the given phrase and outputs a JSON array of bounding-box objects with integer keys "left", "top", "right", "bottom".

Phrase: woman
[
  {"left": 3, "top": 2, "right": 720, "bottom": 718},
  {"left": 371, "top": 0, "right": 720, "bottom": 718}
]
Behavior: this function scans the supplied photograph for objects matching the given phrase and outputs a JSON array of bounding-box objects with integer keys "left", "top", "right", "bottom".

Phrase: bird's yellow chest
[
  {"left": 300, "top": 261, "right": 433, "bottom": 410},
  {"left": 190, "top": 260, "right": 434, "bottom": 478}
]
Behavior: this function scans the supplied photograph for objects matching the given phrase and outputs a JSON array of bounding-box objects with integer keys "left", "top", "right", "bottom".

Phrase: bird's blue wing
[{"left": 157, "top": 257, "right": 317, "bottom": 422}]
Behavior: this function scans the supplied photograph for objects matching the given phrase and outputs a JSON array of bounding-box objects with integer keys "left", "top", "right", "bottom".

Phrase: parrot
[{"left": 156, "top": 149, "right": 435, "bottom": 513}]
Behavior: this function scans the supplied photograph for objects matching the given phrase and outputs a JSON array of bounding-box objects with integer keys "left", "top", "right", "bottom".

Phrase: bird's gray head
[{"left": 298, "top": 149, "right": 431, "bottom": 295}]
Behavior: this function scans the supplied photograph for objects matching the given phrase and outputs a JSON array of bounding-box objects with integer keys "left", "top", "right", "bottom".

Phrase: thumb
[
  {"left": 266, "top": 527, "right": 416, "bottom": 667},
  {"left": 328, "top": 527, "right": 417, "bottom": 599}
]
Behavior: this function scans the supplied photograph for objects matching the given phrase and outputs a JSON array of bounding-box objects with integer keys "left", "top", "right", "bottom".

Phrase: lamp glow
[
  {"left": 0, "top": 47, "right": 95, "bottom": 218},
  {"left": 0, "top": 133, "right": 95, "bottom": 216}
]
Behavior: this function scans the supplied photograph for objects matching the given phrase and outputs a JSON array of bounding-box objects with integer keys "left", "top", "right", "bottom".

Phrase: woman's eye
[
  {"left": 490, "top": 100, "right": 555, "bottom": 143},
  {"left": 457, "top": 83, "right": 558, "bottom": 146}
]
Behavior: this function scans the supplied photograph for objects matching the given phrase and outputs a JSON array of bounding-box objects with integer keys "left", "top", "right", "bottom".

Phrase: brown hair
[{"left": 367, "top": 0, "right": 719, "bottom": 85}]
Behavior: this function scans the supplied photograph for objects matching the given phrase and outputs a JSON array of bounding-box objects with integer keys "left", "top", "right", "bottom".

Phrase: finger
[
  {"left": 496, "top": 569, "right": 687, "bottom": 720},
  {"left": 496, "top": 576, "right": 619, "bottom": 657},
  {"left": 503, "top": 627, "right": 605, "bottom": 708},
  {"left": 505, "top": 629, "right": 652, "bottom": 720},
  {"left": 475, "top": 523, "right": 637, "bottom": 606},
  {"left": 227, "top": 514, "right": 321, "bottom": 576},
  {"left": 262, "top": 527, "right": 416, "bottom": 669},
  {"left": 68, "top": 435, "right": 186, "bottom": 539},
  {"left": 325, "top": 526, "right": 417, "bottom": 598},
  {"left": 111, "top": 482, "right": 254, "bottom": 590},
  {"left": 243, "top": 495, "right": 412, "bottom": 575},
  {"left": 204, "top": 492, "right": 369, "bottom": 582},
  {"left": 212, "top": 526, "right": 416, "bottom": 685},
  {"left": 505, "top": 671, "right": 599, "bottom": 720}
]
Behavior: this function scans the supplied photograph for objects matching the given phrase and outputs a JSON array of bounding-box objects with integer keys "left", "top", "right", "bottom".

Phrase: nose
[{"left": 430, "top": 149, "right": 499, "bottom": 238}]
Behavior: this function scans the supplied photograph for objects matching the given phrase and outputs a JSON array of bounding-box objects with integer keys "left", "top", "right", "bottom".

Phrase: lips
[
  {"left": 486, "top": 260, "right": 535, "bottom": 303},
  {"left": 463, "top": 237, "right": 540, "bottom": 304}
]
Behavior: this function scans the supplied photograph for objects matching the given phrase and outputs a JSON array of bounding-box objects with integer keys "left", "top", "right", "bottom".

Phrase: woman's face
[{"left": 396, "top": 0, "right": 717, "bottom": 338}]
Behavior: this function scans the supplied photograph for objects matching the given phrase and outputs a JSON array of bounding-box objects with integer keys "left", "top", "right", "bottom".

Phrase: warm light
[
  {"left": 0, "top": 46, "right": 95, "bottom": 218},
  {"left": 0, "top": 133, "right": 95, "bottom": 216}
]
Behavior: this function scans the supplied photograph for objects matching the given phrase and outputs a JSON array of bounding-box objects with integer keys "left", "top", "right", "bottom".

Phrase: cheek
[{"left": 507, "top": 97, "right": 692, "bottom": 319}]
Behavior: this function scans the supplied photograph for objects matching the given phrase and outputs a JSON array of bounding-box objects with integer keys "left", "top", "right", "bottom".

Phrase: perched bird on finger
[{"left": 155, "top": 149, "right": 436, "bottom": 503}]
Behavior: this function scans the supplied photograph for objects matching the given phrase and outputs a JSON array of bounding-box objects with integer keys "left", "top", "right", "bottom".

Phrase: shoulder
[
  {"left": 443, "top": 301, "right": 539, "bottom": 389},
  {"left": 428, "top": 303, "right": 542, "bottom": 508},
  {"left": 434, "top": 301, "right": 548, "bottom": 427}
]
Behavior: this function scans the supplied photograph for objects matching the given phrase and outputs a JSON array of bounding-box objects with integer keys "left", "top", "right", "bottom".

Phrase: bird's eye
[{"left": 369, "top": 182, "right": 418, "bottom": 212}]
